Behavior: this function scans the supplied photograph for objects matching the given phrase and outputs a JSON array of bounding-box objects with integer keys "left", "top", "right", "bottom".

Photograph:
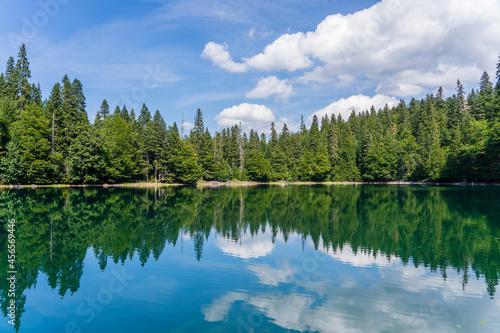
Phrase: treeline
[{"left": 1, "top": 45, "right": 500, "bottom": 184}]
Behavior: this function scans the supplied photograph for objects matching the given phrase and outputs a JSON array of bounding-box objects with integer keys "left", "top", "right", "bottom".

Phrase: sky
[{"left": 0, "top": 0, "right": 499, "bottom": 134}]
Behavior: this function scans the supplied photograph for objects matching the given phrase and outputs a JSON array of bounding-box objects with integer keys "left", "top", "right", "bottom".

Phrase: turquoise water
[{"left": 0, "top": 185, "right": 499, "bottom": 332}]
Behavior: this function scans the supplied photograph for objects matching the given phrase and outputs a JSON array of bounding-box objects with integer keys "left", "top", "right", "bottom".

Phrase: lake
[{"left": 1, "top": 185, "right": 499, "bottom": 332}]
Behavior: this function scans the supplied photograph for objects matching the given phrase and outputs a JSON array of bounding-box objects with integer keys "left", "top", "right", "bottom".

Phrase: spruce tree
[
  {"left": 175, "top": 142, "right": 202, "bottom": 183},
  {"left": 149, "top": 110, "right": 167, "bottom": 181},
  {"left": 45, "top": 83, "right": 62, "bottom": 153},
  {"left": 4, "top": 57, "right": 18, "bottom": 100},
  {"left": 16, "top": 44, "right": 31, "bottom": 109},
  {"left": 95, "top": 99, "right": 109, "bottom": 126},
  {"left": 10, "top": 104, "right": 53, "bottom": 183},
  {"left": 191, "top": 108, "right": 204, "bottom": 154},
  {"left": 121, "top": 105, "right": 131, "bottom": 123},
  {"left": 68, "top": 125, "right": 106, "bottom": 183}
]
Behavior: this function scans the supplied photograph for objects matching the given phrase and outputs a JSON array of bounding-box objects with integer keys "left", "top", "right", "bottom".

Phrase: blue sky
[{"left": 0, "top": 0, "right": 499, "bottom": 134}]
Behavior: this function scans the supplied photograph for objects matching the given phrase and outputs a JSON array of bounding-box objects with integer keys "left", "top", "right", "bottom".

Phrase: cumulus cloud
[
  {"left": 182, "top": 121, "right": 194, "bottom": 132},
  {"left": 247, "top": 263, "right": 295, "bottom": 286},
  {"left": 317, "top": 242, "right": 400, "bottom": 268},
  {"left": 204, "top": 0, "right": 500, "bottom": 96},
  {"left": 246, "top": 76, "right": 294, "bottom": 102},
  {"left": 201, "top": 292, "right": 248, "bottom": 322},
  {"left": 215, "top": 103, "right": 275, "bottom": 132},
  {"left": 244, "top": 32, "right": 313, "bottom": 71},
  {"left": 216, "top": 231, "right": 276, "bottom": 259},
  {"left": 310, "top": 94, "right": 398, "bottom": 122},
  {"left": 201, "top": 42, "right": 248, "bottom": 73}
]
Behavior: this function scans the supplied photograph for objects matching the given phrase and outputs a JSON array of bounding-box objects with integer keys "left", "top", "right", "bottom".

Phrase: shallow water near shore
[{"left": 1, "top": 185, "right": 499, "bottom": 332}]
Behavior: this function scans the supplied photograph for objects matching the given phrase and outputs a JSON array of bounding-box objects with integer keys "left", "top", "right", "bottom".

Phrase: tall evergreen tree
[
  {"left": 149, "top": 110, "right": 168, "bottom": 181},
  {"left": 191, "top": 108, "right": 205, "bottom": 154},
  {"left": 10, "top": 104, "right": 53, "bottom": 183},
  {"left": 16, "top": 44, "right": 31, "bottom": 109},
  {"left": 4, "top": 56, "right": 18, "bottom": 100},
  {"left": 45, "top": 83, "right": 62, "bottom": 153},
  {"left": 95, "top": 99, "right": 109, "bottom": 126}
]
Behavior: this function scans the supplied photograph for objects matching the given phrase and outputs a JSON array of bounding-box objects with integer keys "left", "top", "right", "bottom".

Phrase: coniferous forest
[{"left": 1, "top": 45, "right": 500, "bottom": 185}]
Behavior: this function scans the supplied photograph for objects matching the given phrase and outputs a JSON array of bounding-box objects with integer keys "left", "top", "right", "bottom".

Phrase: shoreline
[{"left": 0, "top": 181, "right": 499, "bottom": 189}]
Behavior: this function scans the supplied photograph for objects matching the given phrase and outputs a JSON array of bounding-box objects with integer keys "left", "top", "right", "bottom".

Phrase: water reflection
[
  {"left": 205, "top": 239, "right": 498, "bottom": 333},
  {"left": 0, "top": 185, "right": 499, "bottom": 332}
]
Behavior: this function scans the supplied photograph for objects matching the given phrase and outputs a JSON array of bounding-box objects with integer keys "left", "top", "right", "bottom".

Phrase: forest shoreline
[{"left": 0, "top": 180, "right": 499, "bottom": 189}]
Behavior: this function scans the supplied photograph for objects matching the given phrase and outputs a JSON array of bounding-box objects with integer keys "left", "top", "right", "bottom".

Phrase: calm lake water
[{"left": 1, "top": 185, "right": 499, "bottom": 333}]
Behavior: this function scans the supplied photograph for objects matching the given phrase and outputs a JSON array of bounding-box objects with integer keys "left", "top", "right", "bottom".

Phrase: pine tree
[
  {"left": 137, "top": 103, "right": 152, "bottom": 180},
  {"left": 31, "top": 83, "right": 42, "bottom": 105},
  {"left": 494, "top": 54, "right": 500, "bottom": 119},
  {"left": 4, "top": 57, "right": 18, "bottom": 100},
  {"left": 477, "top": 71, "right": 494, "bottom": 120},
  {"left": 337, "top": 122, "right": 360, "bottom": 181},
  {"left": 95, "top": 99, "right": 109, "bottom": 126},
  {"left": 0, "top": 141, "right": 24, "bottom": 183},
  {"left": 245, "top": 149, "right": 271, "bottom": 181},
  {"left": 121, "top": 105, "right": 131, "bottom": 123},
  {"left": 300, "top": 115, "right": 306, "bottom": 133},
  {"left": 10, "top": 104, "right": 53, "bottom": 183},
  {"left": 101, "top": 114, "right": 136, "bottom": 182},
  {"left": 166, "top": 122, "right": 182, "bottom": 180},
  {"left": 456, "top": 79, "right": 470, "bottom": 115},
  {"left": 68, "top": 125, "right": 106, "bottom": 183},
  {"left": 298, "top": 151, "right": 314, "bottom": 181},
  {"left": 71, "top": 78, "right": 87, "bottom": 123},
  {"left": 191, "top": 108, "right": 204, "bottom": 154},
  {"left": 198, "top": 129, "right": 216, "bottom": 180},
  {"left": 360, "top": 126, "right": 374, "bottom": 179},
  {"left": 45, "top": 83, "right": 62, "bottom": 153},
  {"left": 313, "top": 143, "right": 331, "bottom": 181},
  {"left": 175, "top": 142, "right": 202, "bottom": 183},
  {"left": 55, "top": 75, "right": 90, "bottom": 176},
  {"left": 149, "top": 110, "right": 167, "bottom": 181},
  {"left": 0, "top": 73, "right": 5, "bottom": 98},
  {"left": 327, "top": 116, "right": 339, "bottom": 177},
  {"left": 16, "top": 44, "right": 31, "bottom": 109},
  {"left": 308, "top": 115, "right": 321, "bottom": 153}
]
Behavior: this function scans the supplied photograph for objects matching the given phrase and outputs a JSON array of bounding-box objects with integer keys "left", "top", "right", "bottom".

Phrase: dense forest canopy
[{"left": 1, "top": 45, "right": 500, "bottom": 184}]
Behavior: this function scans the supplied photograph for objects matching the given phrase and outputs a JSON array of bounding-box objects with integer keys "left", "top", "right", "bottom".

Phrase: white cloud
[
  {"left": 182, "top": 121, "right": 194, "bottom": 132},
  {"left": 201, "top": 292, "right": 248, "bottom": 322},
  {"left": 247, "top": 27, "right": 272, "bottom": 40},
  {"left": 248, "top": 27, "right": 257, "bottom": 39},
  {"left": 244, "top": 32, "right": 313, "bottom": 71},
  {"left": 318, "top": 243, "right": 400, "bottom": 268},
  {"left": 274, "top": 117, "right": 299, "bottom": 134},
  {"left": 201, "top": 42, "right": 248, "bottom": 73},
  {"left": 215, "top": 103, "right": 275, "bottom": 132},
  {"left": 246, "top": 76, "right": 294, "bottom": 102},
  {"left": 311, "top": 94, "right": 398, "bottom": 122},
  {"left": 247, "top": 263, "right": 295, "bottom": 286},
  {"left": 204, "top": 0, "right": 500, "bottom": 96},
  {"left": 216, "top": 231, "right": 275, "bottom": 259},
  {"left": 376, "top": 83, "right": 426, "bottom": 97}
]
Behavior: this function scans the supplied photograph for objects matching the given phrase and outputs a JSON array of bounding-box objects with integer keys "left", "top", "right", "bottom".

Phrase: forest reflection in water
[{"left": 0, "top": 185, "right": 499, "bottom": 332}]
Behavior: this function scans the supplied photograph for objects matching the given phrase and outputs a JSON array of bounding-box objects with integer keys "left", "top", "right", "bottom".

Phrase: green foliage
[
  {"left": 245, "top": 150, "right": 271, "bottom": 181},
  {"left": 174, "top": 142, "right": 202, "bottom": 183},
  {"left": 10, "top": 104, "right": 53, "bottom": 183},
  {"left": 0, "top": 45, "right": 500, "bottom": 184},
  {"left": 101, "top": 115, "right": 136, "bottom": 183},
  {"left": 68, "top": 126, "right": 106, "bottom": 183}
]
